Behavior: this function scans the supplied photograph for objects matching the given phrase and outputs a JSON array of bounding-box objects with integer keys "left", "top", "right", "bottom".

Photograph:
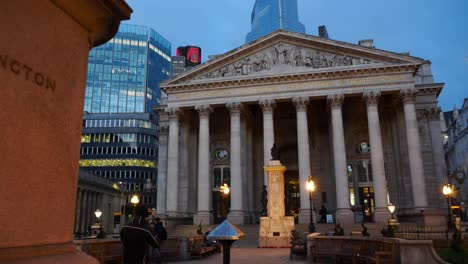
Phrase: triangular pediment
[{"left": 161, "top": 31, "right": 423, "bottom": 88}]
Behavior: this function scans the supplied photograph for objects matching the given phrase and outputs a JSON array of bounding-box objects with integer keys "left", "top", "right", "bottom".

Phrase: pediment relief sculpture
[{"left": 197, "top": 43, "right": 382, "bottom": 80}]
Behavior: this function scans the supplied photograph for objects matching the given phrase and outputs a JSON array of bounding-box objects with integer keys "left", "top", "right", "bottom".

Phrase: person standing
[
  {"left": 319, "top": 205, "right": 328, "bottom": 223},
  {"left": 121, "top": 205, "right": 160, "bottom": 264},
  {"left": 154, "top": 217, "right": 167, "bottom": 241}
]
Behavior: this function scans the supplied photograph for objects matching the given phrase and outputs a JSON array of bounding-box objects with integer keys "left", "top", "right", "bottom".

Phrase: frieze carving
[
  {"left": 197, "top": 43, "right": 379, "bottom": 79},
  {"left": 259, "top": 99, "right": 276, "bottom": 112},
  {"left": 400, "top": 89, "right": 417, "bottom": 104},
  {"left": 327, "top": 94, "right": 345, "bottom": 108},
  {"left": 226, "top": 102, "right": 243, "bottom": 115},
  {"left": 292, "top": 97, "right": 309, "bottom": 111},
  {"left": 167, "top": 107, "right": 180, "bottom": 121},
  {"left": 426, "top": 107, "right": 441, "bottom": 121},
  {"left": 363, "top": 91, "right": 381, "bottom": 106},
  {"left": 195, "top": 105, "right": 213, "bottom": 118}
]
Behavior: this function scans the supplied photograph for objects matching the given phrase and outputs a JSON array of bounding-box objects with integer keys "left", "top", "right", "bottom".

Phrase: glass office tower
[
  {"left": 246, "top": 0, "right": 306, "bottom": 43},
  {"left": 80, "top": 24, "right": 171, "bottom": 211}
]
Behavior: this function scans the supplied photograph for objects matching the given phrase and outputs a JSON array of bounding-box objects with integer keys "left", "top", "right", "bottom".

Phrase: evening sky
[{"left": 126, "top": 0, "right": 467, "bottom": 111}]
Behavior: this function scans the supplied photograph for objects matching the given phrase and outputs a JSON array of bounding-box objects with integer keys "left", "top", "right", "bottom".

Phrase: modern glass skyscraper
[
  {"left": 84, "top": 24, "right": 171, "bottom": 113},
  {"left": 80, "top": 24, "right": 171, "bottom": 212},
  {"left": 246, "top": 0, "right": 306, "bottom": 43}
]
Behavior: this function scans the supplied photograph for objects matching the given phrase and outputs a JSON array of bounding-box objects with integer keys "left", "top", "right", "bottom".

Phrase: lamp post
[
  {"left": 130, "top": 194, "right": 140, "bottom": 206},
  {"left": 306, "top": 176, "right": 316, "bottom": 233},
  {"left": 219, "top": 183, "right": 230, "bottom": 218},
  {"left": 442, "top": 183, "right": 453, "bottom": 232},
  {"left": 94, "top": 209, "right": 105, "bottom": 239},
  {"left": 387, "top": 203, "right": 395, "bottom": 219}
]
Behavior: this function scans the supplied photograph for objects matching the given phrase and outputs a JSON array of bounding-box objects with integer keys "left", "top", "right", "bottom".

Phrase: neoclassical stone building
[{"left": 157, "top": 31, "right": 446, "bottom": 226}]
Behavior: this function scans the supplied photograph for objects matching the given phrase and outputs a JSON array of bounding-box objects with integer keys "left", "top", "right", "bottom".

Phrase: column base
[
  {"left": 193, "top": 211, "right": 213, "bottom": 226},
  {"left": 0, "top": 243, "right": 98, "bottom": 264},
  {"left": 227, "top": 210, "right": 246, "bottom": 225},
  {"left": 298, "top": 208, "right": 316, "bottom": 224},
  {"left": 335, "top": 208, "right": 355, "bottom": 224},
  {"left": 373, "top": 207, "right": 392, "bottom": 224}
]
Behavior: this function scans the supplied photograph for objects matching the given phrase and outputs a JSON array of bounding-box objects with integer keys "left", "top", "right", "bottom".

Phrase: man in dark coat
[{"left": 121, "top": 205, "right": 160, "bottom": 264}]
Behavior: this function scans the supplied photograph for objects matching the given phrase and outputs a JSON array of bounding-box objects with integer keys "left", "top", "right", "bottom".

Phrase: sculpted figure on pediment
[{"left": 197, "top": 42, "right": 380, "bottom": 80}]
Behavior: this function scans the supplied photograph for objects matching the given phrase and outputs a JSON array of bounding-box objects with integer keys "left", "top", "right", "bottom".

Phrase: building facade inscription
[
  {"left": 171, "top": 74, "right": 410, "bottom": 102},
  {"left": 0, "top": 54, "right": 56, "bottom": 91},
  {"left": 197, "top": 42, "right": 381, "bottom": 80}
]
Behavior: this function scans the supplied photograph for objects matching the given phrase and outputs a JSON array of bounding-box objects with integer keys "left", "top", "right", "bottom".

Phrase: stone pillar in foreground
[
  {"left": 0, "top": 1, "right": 131, "bottom": 263},
  {"left": 400, "top": 89, "right": 428, "bottom": 209},
  {"left": 193, "top": 105, "right": 213, "bottom": 225},
  {"left": 363, "top": 91, "right": 391, "bottom": 224},
  {"left": 259, "top": 160, "right": 295, "bottom": 248},
  {"left": 327, "top": 94, "right": 354, "bottom": 224}
]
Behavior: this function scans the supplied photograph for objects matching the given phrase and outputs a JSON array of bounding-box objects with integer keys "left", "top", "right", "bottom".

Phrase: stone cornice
[
  {"left": 50, "top": 0, "right": 132, "bottom": 47},
  {"left": 415, "top": 83, "right": 444, "bottom": 97},
  {"left": 163, "top": 63, "right": 420, "bottom": 94},
  {"left": 426, "top": 107, "right": 442, "bottom": 121}
]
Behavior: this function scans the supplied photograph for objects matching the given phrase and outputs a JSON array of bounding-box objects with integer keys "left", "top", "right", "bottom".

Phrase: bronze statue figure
[{"left": 270, "top": 143, "right": 279, "bottom": 160}]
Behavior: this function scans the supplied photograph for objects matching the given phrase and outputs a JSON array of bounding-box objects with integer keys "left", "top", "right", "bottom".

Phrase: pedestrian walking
[{"left": 121, "top": 205, "right": 160, "bottom": 264}]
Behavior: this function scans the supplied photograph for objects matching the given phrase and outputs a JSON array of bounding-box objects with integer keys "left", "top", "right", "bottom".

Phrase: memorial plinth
[
  {"left": 0, "top": 0, "right": 131, "bottom": 263},
  {"left": 259, "top": 160, "right": 295, "bottom": 248}
]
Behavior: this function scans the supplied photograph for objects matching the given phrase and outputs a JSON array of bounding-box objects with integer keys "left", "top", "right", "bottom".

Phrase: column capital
[
  {"left": 159, "top": 125, "right": 169, "bottom": 136},
  {"left": 327, "top": 94, "right": 345, "bottom": 108},
  {"left": 363, "top": 91, "right": 381, "bottom": 106},
  {"left": 292, "top": 97, "right": 310, "bottom": 111},
  {"left": 195, "top": 105, "right": 213, "bottom": 118},
  {"left": 400, "top": 88, "right": 417, "bottom": 104},
  {"left": 426, "top": 107, "right": 441, "bottom": 121},
  {"left": 259, "top": 99, "right": 276, "bottom": 112},
  {"left": 226, "top": 102, "right": 244, "bottom": 115},
  {"left": 167, "top": 107, "right": 180, "bottom": 121}
]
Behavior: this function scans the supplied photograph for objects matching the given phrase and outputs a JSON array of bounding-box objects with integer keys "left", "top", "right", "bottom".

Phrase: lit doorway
[{"left": 212, "top": 166, "right": 231, "bottom": 224}]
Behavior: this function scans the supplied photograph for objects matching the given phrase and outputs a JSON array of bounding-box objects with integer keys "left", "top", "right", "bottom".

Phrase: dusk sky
[{"left": 126, "top": 0, "right": 467, "bottom": 111}]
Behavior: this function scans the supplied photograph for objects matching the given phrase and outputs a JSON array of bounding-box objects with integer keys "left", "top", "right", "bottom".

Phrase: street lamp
[
  {"left": 306, "top": 176, "right": 316, "bottom": 233},
  {"left": 387, "top": 203, "right": 395, "bottom": 219},
  {"left": 219, "top": 183, "right": 230, "bottom": 218},
  {"left": 94, "top": 209, "right": 105, "bottom": 239},
  {"left": 442, "top": 183, "right": 453, "bottom": 231},
  {"left": 220, "top": 183, "right": 230, "bottom": 195},
  {"left": 130, "top": 194, "right": 140, "bottom": 206}
]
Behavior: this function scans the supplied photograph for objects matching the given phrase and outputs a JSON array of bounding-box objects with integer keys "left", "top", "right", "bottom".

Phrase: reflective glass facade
[
  {"left": 84, "top": 24, "right": 171, "bottom": 114},
  {"left": 246, "top": 0, "right": 306, "bottom": 43}
]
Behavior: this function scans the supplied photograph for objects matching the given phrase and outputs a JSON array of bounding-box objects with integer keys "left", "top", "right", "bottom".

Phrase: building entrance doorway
[
  {"left": 212, "top": 165, "right": 231, "bottom": 224},
  {"left": 284, "top": 170, "right": 300, "bottom": 222},
  {"left": 359, "top": 186, "right": 375, "bottom": 222}
]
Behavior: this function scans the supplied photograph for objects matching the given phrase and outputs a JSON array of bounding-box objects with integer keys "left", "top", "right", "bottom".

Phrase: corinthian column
[
  {"left": 292, "top": 97, "right": 314, "bottom": 224},
  {"left": 227, "top": 102, "right": 245, "bottom": 224},
  {"left": 156, "top": 124, "right": 169, "bottom": 217},
  {"left": 193, "top": 105, "right": 213, "bottom": 225},
  {"left": 327, "top": 94, "right": 354, "bottom": 224},
  {"left": 427, "top": 108, "right": 447, "bottom": 207},
  {"left": 166, "top": 107, "right": 180, "bottom": 216},
  {"left": 259, "top": 99, "right": 276, "bottom": 186},
  {"left": 363, "top": 91, "right": 390, "bottom": 223},
  {"left": 400, "top": 89, "right": 428, "bottom": 209}
]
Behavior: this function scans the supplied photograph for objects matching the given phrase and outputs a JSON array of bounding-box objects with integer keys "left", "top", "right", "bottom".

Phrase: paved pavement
[{"left": 169, "top": 248, "right": 309, "bottom": 264}]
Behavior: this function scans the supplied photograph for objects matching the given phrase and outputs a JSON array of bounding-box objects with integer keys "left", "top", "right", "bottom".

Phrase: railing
[{"left": 396, "top": 225, "right": 468, "bottom": 240}]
